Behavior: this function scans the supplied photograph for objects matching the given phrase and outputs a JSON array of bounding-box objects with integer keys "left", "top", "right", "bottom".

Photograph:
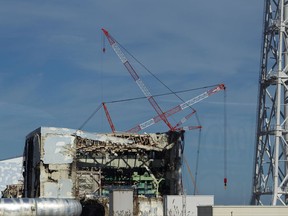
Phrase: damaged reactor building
[{"left": 16, "top": 126, "right": 185, "bottom": 215}]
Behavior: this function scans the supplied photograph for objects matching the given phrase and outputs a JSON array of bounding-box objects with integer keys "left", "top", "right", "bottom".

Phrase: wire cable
[
  {"left": 105, "top": 84, "right": 220, "bottom": 104},
  {"left": 75, "top": 84, "right": 219, "bottom": 132},
  {"left": 223, "top": 87, "right": 228, "bottom": 189},
  {"left": 194, "top": 128, "right": 202, "bottom": 195},
  {"left": 183, "top": 155, "right": 199, "bottom": 195},
  {"left": 76, "top": 104, "right": 103, "bottom": 132},
  {"left": 115, "top": 38, "right": 203, "bottom": 126}
]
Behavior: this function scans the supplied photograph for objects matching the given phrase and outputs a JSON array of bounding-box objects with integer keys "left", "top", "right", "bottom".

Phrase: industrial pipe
[{"left": 0, "top": 198, "right": 82, "bottom": 216}]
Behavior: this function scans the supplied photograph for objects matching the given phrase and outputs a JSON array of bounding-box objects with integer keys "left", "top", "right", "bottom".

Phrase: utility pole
[{"left": 251, "top": 0, "right": 288, "bottom": 205}]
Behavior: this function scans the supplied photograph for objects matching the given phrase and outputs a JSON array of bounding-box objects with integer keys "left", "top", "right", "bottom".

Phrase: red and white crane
[
  {"left": 102, "top": 28, "right": 225, "bottom": 133},
  {"left": 101, "top": 28, "right": 227, "bottom": 189},
  {"left": 126, "top": 84, "right": 225, "bottom": 133},
  {"left": 102, "top": 28, "right": 174, "bottom": 131},
  {"left": 102, "top": 102, "right": 116, "bottom": 133}
]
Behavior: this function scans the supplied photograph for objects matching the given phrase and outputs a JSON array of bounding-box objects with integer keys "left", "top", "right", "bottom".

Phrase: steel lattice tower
[{"left": 251, "top": 0, "right": 288, "bottom": 205}]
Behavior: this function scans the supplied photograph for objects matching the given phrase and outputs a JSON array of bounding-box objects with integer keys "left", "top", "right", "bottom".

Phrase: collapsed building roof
[{"left": 20, "top": 127, "right": 185, "bottom": 215}]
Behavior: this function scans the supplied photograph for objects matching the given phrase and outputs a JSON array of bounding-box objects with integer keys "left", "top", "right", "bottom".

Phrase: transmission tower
[{"left": 251, "top": 0, "right": 288, "bottom": 205}]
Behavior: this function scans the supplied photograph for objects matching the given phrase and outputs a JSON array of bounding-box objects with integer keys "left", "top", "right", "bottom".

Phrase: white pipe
[{"left": 0, "top": 198, "right": 82, "bottom": 216}]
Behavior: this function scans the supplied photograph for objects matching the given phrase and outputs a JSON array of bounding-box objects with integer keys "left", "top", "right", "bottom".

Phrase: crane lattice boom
[
  {"left": 102, "top": 28, "right": 174, "bottom": 131},
  {"left": 126, "top": 84, "right": 225, "bottom": 133}
]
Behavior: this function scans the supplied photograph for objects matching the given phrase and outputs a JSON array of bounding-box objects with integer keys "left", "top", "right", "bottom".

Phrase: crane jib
[
  {"left": 112, "top": 43, "right": 127, "bottom": 63},
  {"left": 140, "top": 118, "right": 155, "bottom": 129},
  {"left": 136, "top": 79, "right": 152, "bottom": 97},
  {"left": 105, "top": 28, "right": 172, "bottom": 130},
  {"left": 102, "top": 28, "right": 225, "bottom": 133},
  {"left": 124, "top": 61, "right": 140, "bottom": 81},
  {"left": 126, "top": 84, "right": 225, "bottom": 133},
  {"left": 180, "top": 92, "right": 209, "bottom": 110}
]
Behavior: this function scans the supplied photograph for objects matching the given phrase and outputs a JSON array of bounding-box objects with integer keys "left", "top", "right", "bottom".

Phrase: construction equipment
[
  {"left": 101, "top": 28, "right": 227, "bottom": 193},
  {"left": 126, "top": 84, "right": 225, "bottom": 133},
  {"left": 102, "top": 28, "right": 173, "bottom": 131},
  {"left": 101, "top": 28, "right": 225, "bottom": 133},
  {"left": 102, "top": 102, "right": 116, "bottom": 133},
  {"left": 102, "top": 84, "right": 225, "bottom": 133}
]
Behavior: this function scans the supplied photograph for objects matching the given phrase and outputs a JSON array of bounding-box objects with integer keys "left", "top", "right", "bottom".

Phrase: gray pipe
[{"left": 0, "top": 198, "right": 82, "bottom": 216}]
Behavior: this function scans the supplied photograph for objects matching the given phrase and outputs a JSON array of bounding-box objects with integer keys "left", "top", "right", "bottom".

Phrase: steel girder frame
[{"left": 251, "top": 0, "right": 288, "bottom": 205}]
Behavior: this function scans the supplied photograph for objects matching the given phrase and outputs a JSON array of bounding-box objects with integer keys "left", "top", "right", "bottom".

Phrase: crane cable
[
  {"left": 113, "top": 37, "right": 202, "bottom": 127},
  {"left": 194, "top": 128, "right": 202, "bottom": 195},
  {"left": 105, "top": 85, "right": 221, "bottom": 104},
  {"left": 76, "top": 104, "right": 103, "bottom": 132},
  {"left": 104, "top": 36, "right": 207, "bottom": 194},
  {"left": 183, "top": 155, "right": 198, "bottom": 195},
  {"left": 101, "top": 31, "right": 106, "bottom": 130},
  {"left": 224, "top": 86, "right": 227, "bottom": 189},
  {"left": 76, "top": 85, "right": 216, "bottom": 132}
]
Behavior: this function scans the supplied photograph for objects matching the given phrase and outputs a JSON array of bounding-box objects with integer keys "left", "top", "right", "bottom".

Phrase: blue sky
[{"left": 0, "top": 1, "right": 263, "bottom": 204}]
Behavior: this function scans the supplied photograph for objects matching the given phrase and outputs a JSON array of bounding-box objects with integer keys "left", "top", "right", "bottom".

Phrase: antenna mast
[{"left": 252, "top": 0, "right": 288, "bottom": 205}]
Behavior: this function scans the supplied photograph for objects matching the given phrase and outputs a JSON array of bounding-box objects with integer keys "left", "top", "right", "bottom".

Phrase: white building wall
[
  {"left": 0, "top": 156, "right": 23, "bottom": 197},
  {"left": 138, "top": 197, "right": 163, "bottom": 216},
  {"left": 109, "top": 189, "right": 134, "bottom": 216},
  {"left": 198, "top": 206, "right": 288, "bottom": 216},
  {"left": 164, "top": 195, "right": 214, "bottom": 216}
]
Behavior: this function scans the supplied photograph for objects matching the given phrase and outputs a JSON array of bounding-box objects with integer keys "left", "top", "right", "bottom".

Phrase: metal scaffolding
[{"left": 252, "top": 0, "right": 288, "bottom": 205}]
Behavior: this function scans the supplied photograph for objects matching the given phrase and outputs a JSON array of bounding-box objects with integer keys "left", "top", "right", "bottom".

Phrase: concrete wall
[
  {"left": 138, "top": 197, "right": 163, "bottom": 216},
  {"left": 198, "top": 206, "right": 288, "bottom": 216},
  {"left": 23, "top": 127, "right": 77, "bottom": 198},
  {"left": 164, "top": 195, "right": 214, "bottom": 216},
  {"left": 0, "top": 157, "right": 23, "bottom": 197},
  {"left": 109, "top": 189, "right": 133, "bottom": 216}
]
